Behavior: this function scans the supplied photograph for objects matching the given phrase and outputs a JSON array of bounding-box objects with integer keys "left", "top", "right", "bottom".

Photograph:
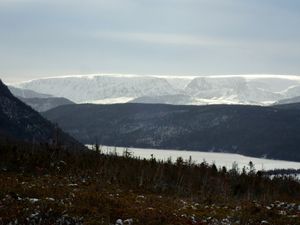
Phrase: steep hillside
[
  {"left": 0, "top": 80, "right": 84, "bottom": 149},
  {"left": 44, "top": 103, "right": 300, "bottom": 161}
]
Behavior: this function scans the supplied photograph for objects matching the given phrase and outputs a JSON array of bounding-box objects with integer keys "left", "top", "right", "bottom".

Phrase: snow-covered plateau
[
  {"left": 89, "top": 145, "right": 300, "bottom": 171},
  {"left": 14, "top": 74, "right": 300, "bottom": 105}
]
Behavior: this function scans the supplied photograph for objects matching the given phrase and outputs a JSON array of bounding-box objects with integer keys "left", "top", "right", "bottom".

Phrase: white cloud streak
[
  {"left": 93, "top": 31, "right": 230, "bottom": 47},
  {"left": 92, "top": 31, "right": 300, "bottom": 54}
]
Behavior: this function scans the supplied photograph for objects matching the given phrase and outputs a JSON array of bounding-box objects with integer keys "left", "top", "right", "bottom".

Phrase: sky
[{"left": 1, "top": 0, "right": 300, "bottom": 83}]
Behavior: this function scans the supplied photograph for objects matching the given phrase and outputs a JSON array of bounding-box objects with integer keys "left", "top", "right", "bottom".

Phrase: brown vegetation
[{"left": 1, "top": 140, "right": 300, "bottom": 224}]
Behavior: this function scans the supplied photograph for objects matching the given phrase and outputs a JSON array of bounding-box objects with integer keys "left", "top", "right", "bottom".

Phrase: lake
[{"left": 87, "top": 145, "right": 300, "bottom": 171}]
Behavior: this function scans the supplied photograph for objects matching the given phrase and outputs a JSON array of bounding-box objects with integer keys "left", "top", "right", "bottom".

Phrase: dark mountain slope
[
  {"left": 0, "top": 80, "right": 84, "bottom": 149},
  {"left": 274, "top": 102, "right": 300, "bottom": 110},
  {"left": 44, "top": 103, "right": 300, "bottom": 161}
]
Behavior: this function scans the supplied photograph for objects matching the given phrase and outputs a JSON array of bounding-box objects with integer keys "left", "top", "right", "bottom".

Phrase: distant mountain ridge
[
  {"left": 0, "top": 80, "right": 83, "bottom": 149},
  {"left": 44, "top": 102, "right": 300, "bottom": 162},
  {"left": 8, "top": 86, "right": 52, "bottom": 98},
  {"left": 18, "top": 97, "right": 75, "bottom": 112},
  {"left": 15, "top": 74, "right": 300, "bottom": 105},
  {"left": 16, "top": 75, "right": 180, "bottom": 103},
  {"left": 8, "top": 86, "right": 75, "bottom": 112}
]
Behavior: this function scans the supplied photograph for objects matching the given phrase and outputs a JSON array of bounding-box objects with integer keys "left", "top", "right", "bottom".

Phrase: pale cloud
[
  {"left": 92, "top": 31, "right": 300, "bottom": 55},
  {"left": 94, "top": 31, "right": 228, "bottom": 47}
]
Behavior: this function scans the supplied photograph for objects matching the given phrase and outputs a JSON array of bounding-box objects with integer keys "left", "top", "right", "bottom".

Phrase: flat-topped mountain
[{"left": 15, "top": 74, "right": 300, "bottom": 105}]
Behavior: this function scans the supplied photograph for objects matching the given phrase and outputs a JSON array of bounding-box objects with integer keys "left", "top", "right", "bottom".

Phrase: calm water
[{"left": 87, "top": 145, "right": 300, "bottom": 171}]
